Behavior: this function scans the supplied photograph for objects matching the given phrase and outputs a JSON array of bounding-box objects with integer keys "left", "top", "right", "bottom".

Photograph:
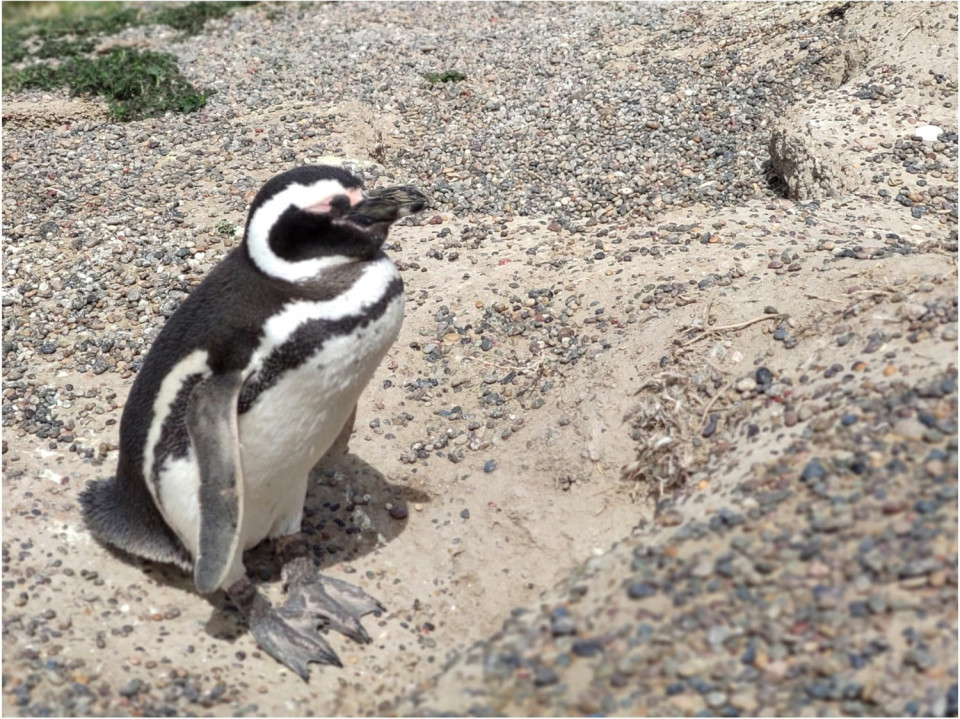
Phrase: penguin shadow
[
  {"left": 241, "top": 451, "right": 429, "bottom": 580},
  {"left": 92, "top": 453, "right": 430, "bottom": 643},
  {"left": 203, "top": 451, "right": 430, "bottom": 641}
]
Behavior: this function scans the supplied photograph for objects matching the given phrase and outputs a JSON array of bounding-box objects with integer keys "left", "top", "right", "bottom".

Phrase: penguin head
[{"left": 244, "top": 165, "right": 426, "bottom": 283}]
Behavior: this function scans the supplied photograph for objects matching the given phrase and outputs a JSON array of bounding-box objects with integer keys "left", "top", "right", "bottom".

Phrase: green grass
[
  {"left": 154, "top": 2, "right": 254, "bottom": 37},
  {"left": 3, "top": 1, "right": 257, "bottom": 121},
  {"left": 15, "top": 47, "right": 211, "bottom": 121},
  {"left": 423, "top": 70, "right": 468, "bottom": 84},
  {"left": 2, "top": 3, "right": 141, "bottom": 64},
  {"left": 215, "top": 220, "right": 238, "bottom": 236}
]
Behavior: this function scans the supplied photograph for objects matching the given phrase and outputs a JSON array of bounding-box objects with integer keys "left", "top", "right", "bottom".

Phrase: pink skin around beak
[{"left": 302, "top": 188, "right": 365, "bottom": 215}]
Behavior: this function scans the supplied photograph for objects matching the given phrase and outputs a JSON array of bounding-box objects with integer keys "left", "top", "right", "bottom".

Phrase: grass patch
[
  {"left": 154, "top": 2, "right": 255, "bottom": 37},
  {"left": 215, "top": 220, "right": 238, "bottom": 236},
  {"left": 3, "top": 1, "right": 257, "bottom": 120},
  {"left": 2, "top": 3, "right": 141, "bottom": 64},
  {"left": 423, "top": 70, "right": 468, "bottom": 83},
  {"left": 14, "top": 47, "right": 211, "bottom": 121}
]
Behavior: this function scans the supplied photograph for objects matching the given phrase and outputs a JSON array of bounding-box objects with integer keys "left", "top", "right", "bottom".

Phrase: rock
[
  {"left": 736, "top": 377, "right": 757, "bottom": 393},
  {"left": 912, "top": 125, "right": 943, "bottom": 142},
  {"left": 768, "top": 120, "right": 861, "bottom": 200}
]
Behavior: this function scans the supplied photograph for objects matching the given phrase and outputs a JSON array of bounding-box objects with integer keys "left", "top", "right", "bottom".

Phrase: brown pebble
[{"left": 657, "top": 510, "right": 682, "bottom": 526}]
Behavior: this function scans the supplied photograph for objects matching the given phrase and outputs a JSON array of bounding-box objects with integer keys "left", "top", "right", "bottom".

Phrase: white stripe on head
[{"left": 246, "top": 179, "right": 357, "bottom": 282}]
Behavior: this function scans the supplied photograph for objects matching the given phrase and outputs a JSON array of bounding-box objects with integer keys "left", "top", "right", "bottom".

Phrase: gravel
[
  {"left": 2, "top": 1, "right": 957, "bottom": 716},
  {"left": 397, "top": 354, "right": 958, "bottom": 716}
]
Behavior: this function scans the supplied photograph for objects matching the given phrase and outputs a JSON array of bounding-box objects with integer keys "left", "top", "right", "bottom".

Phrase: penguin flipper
[{"left": 185, "top": 371, "right": 245, "bottom": 594}]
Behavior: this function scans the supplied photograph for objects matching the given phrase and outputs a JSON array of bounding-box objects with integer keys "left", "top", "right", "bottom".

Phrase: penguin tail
[{"left": 79, "top": 475, "right": 193, "bottom": 573}]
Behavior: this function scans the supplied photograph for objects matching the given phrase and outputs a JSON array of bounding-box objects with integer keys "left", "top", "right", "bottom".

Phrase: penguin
[{"left": 79, "top": 165, "right": 427, "bottom": 679}]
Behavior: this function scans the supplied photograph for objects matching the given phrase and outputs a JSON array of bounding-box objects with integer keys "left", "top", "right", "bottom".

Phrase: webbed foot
[
  {"left": 229, "top": 576, "right": 342, "bottom": 679},
  {"left": 227, "top": 554, "right": 384, "bottom": 680},
  {"left": 282, "top": 557, "right": 385, "bottom": 645}
]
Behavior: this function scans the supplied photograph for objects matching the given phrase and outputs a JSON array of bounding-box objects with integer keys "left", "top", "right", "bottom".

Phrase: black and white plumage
[{"left": 80, "top": 165, "right": 426, "bottom": 678}]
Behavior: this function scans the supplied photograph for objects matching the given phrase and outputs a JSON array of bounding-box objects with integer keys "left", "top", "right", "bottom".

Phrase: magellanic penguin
[{"left": 79, "top": 165, "right": 427, "bottom": 679}]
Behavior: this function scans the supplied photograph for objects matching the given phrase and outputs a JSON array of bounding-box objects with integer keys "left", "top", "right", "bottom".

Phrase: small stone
[
  {"left": 571, "top": 639, "right": 604, "bottom": 657},
  {"left": 736, "top": 377, "right": 757, "bottom": 393},
  {"left": 626, "top": 581, "right": 656, "bottom": 600},
  {"left": 119, "top": 679, "right": 145, "bottom": 697},
  {"left": 533, "top": 666, "right": 558, "bottom": 686},
  {"left": 706, "top": 691, "right": 728, "bottom": 708},
  {"left": 550, "top": 607, "right": 576, "bottom": 637},
  {"left": 677, "top": 657, "right": 709, "bottom": 678},
  {"left": 755, "top": 366, "right": 774, "bottom": 388},
  {"left": 801, "top": 458, "right": 828, "bottom": 482},
  {"left": 913, "top": 125, "right": 943, "bottom": 142}
]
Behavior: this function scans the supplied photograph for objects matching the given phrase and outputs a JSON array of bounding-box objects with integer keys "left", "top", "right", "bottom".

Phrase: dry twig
[{"left": 681, "top": 314, "right": 778, "bottom": 347}]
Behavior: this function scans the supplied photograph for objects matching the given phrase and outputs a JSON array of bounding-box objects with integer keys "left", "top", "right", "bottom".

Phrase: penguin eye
[{"left": 327, "top": 194, "right": 352, "bottom": 216}]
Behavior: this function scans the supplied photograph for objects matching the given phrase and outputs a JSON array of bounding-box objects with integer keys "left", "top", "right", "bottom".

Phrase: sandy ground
[{"left": 2, "top": 2, "right": 957, "bottom": 716}]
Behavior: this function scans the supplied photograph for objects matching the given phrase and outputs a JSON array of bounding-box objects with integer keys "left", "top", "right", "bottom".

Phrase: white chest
[
  {"left": 150, "top": 256, "right": 404, "bottom": 557},
  {"left": 239, "top": 289, "right": 403, "bottom": 483}
]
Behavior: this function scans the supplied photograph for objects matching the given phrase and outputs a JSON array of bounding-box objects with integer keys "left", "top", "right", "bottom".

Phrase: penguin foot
[
  {"left": 228, "top": 576, "right": 343, "bottom": 680},
  {"left": 282, "top": 557, "right": 385, "bottom": 645},
  {"left": 249, "top": 601, "right": 343, "bottom": 679}
]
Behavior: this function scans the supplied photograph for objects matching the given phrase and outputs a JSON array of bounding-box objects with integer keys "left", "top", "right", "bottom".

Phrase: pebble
[
  {"left": 736, "top": 377, "right": 757, "bottom": 393},
  {"left": 913, "top": 125, "right": 943, "bottom": 142},
  {"left": 626, "top": 581, "right": 657, "bottom": 600}
]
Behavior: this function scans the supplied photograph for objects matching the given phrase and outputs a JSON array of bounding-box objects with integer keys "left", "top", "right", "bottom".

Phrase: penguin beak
[{"left": 343, "top": 186, "right": 428, "bottom": 227}]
